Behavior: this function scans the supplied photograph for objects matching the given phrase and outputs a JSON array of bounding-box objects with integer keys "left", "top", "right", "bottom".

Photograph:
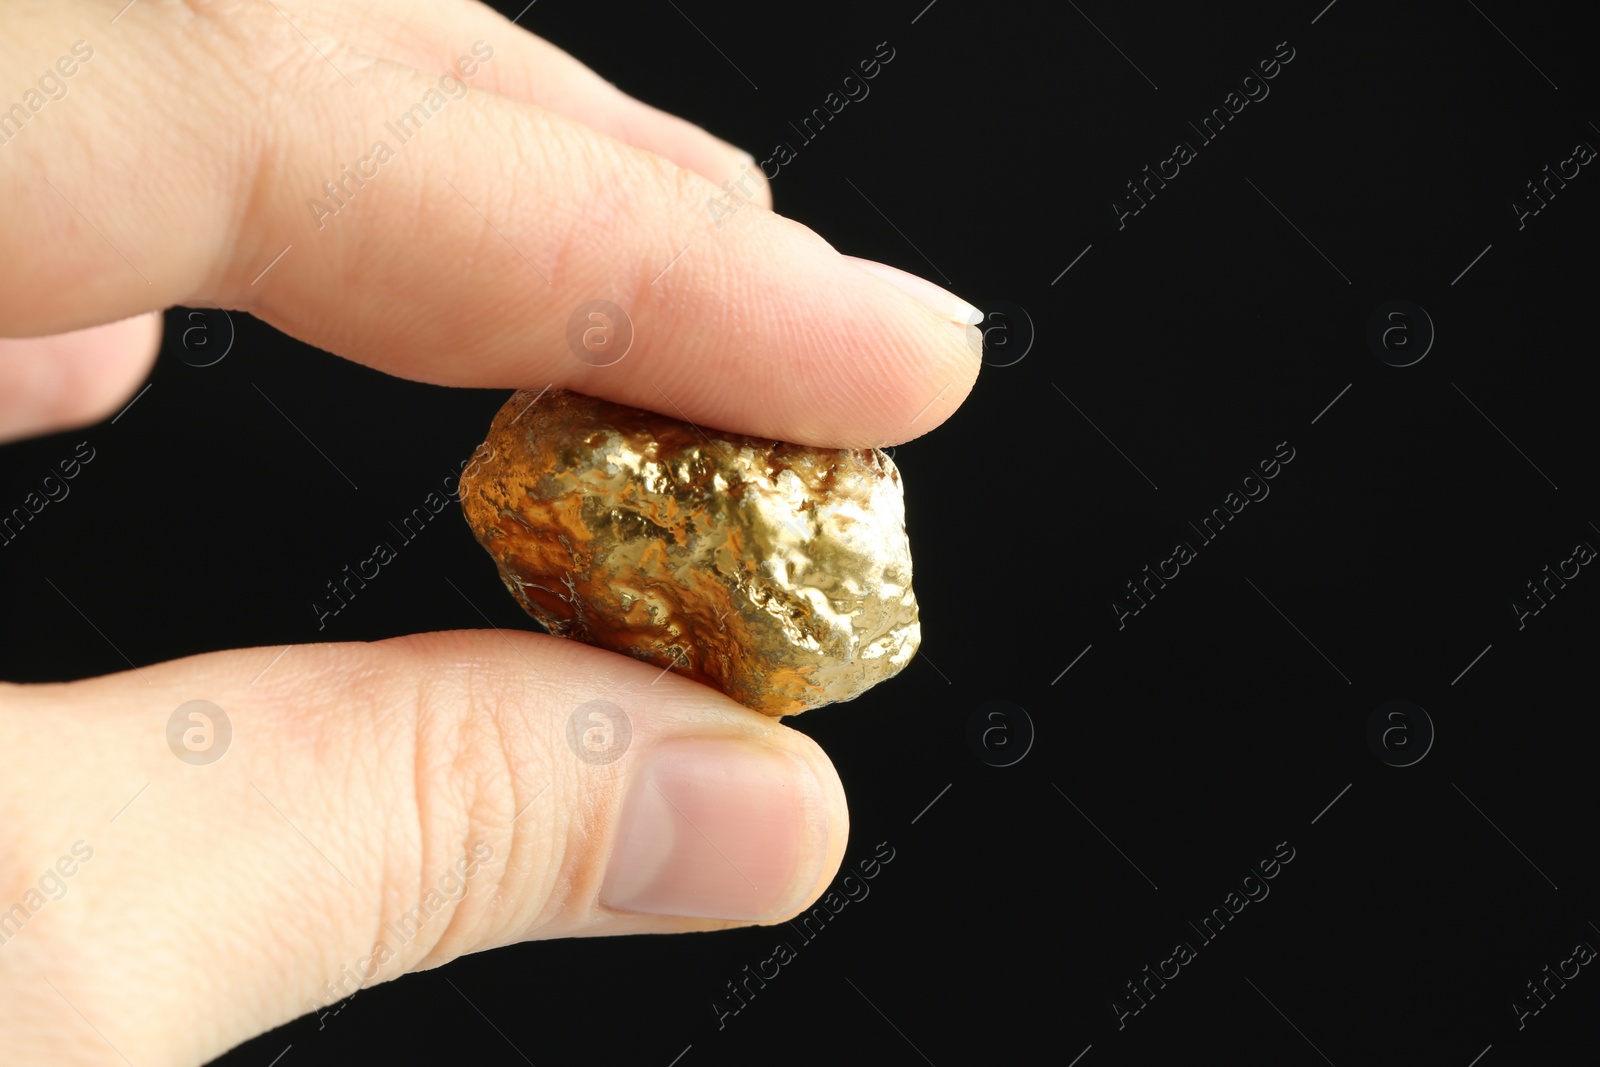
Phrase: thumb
[{"left": 0, "top": 631, "right": 848, "bottom": 1066}]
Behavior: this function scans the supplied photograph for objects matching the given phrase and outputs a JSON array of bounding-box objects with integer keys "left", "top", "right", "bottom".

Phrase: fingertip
[
  {"left": 765, "top": 726, "right": 851, "bottom": 925},
  {"left": 836, "top": 257, "right": 984, "bottom": 443},
  {"left": 633, "top": 95, "right": 772, "bottom": 210},
  {"left": 0, "top": 312, "right": 161, "bottom": 445},
  {"left": 595, "top": 731, "right": 845, "bottom": 924},
  {"left": 567, "top": 654, "right": 849, "bottom": 928}
]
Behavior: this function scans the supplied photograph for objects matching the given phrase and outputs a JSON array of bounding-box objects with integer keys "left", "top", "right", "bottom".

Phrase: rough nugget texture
[{"left": 458, "top": 389, "right": 920, "bottom": 717}]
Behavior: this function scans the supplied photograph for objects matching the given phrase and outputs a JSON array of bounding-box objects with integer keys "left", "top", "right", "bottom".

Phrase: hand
[{"left": 0, "top": 2, "right": 981, "bottom": 1064}]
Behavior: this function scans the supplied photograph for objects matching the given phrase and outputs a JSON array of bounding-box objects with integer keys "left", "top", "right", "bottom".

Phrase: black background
[{"left": 3, "top": 0, "right": 1597, "bottom": 1064}]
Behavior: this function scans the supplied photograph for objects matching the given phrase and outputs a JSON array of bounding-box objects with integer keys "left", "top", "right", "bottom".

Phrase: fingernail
[
  {"left": 845, "top": 256, "right": 984, "bottom": 331},
  {"left": 600, "top": 738, "right": 829, "bottom": 921},
  {"left": 732, "top": 150, "right": 769, "bottom": 197}
]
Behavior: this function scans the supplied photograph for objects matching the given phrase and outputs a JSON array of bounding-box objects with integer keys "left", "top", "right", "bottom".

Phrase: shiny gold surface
[{"left": 459, "top": 389, "right": 920, "bottom": 716}]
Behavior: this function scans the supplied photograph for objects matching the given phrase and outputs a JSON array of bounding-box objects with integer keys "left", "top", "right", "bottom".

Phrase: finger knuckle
[{"left": 388, "top": 650, "right": 555, "bottom": 963}]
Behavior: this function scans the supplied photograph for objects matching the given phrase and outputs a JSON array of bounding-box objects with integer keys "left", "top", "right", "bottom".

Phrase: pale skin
[{"left": 0, "top": 2, "right": 981, "bottom": 1063}]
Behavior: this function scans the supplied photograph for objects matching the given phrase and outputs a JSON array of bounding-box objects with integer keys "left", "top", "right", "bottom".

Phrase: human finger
[{"left": 0, "top": 630, "right": 848, "bottom": 1065}]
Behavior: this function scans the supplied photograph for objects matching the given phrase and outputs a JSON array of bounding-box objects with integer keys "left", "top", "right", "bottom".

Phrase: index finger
[{"left": 0, "top": 6, "right": 982, "bottom": 447}]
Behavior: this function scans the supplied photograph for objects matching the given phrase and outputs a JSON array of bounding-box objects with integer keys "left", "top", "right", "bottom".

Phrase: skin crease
[{"left": 0, "top": 2, "right": 978, "bottom": 1064}]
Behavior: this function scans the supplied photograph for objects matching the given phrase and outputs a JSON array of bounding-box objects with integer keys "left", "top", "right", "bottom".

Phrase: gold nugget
[{"left": 458, "top": 389, "right": 920, "bottom": 716}]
